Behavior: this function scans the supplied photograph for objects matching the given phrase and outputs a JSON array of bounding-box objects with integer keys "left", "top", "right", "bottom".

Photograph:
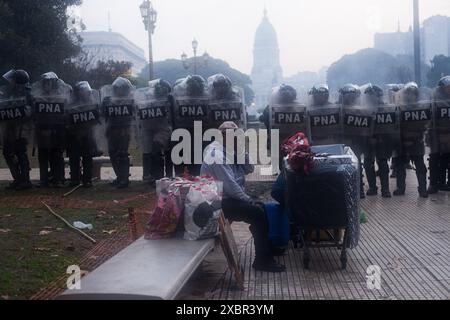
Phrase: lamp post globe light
[
  {"left": 140, "top": 0, "right": 157, "bottom": 81},
  {"left": 181, "top": 38, "right": 209, "bottom": 74}
]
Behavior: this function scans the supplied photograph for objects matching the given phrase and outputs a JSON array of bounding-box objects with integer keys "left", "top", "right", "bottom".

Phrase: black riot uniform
[
  {"left": 427, "top": 76, "right": 450, "bottom": 194},
  {"left": 101, "top": 77, "right": 135, "bottom": 189},
  {"left": 136, "top": 79, "right": 174, "bottom": 183},
  {"left": 394, "top": 82, "right": 430, "bottom": 198},
  {"left": 31, "top": 72, "right": 71, "bottom": 188},
  {"left": 0, "top": 70, "right": 33, "bottom": 190},
  {"left": 339, "top": 84, "right": 367, "bottom": 198},
  {"left": 66, "top": 81, "right": 100, "bottom": 187},
  {"left": 361, "top": 84, "right": 394, "bottom": 198}
]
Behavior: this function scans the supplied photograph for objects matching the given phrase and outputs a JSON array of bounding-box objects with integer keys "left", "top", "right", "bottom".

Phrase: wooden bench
[{"left": 58, "top": 236, "right": 216, "bottom": 300}]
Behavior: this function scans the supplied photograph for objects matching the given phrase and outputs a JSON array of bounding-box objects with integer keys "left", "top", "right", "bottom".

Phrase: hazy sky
[{"left": 78, "top": 0, "right": 450, "bottom": 76}]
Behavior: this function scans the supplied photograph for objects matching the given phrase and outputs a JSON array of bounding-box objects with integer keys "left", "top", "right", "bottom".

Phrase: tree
[
  {"left": 0, "top": 0, "right": 82, "bottom": 81},
  {"left": 61, "top": 58, "right": 133, "bottom": 89},
  {"left": 427, "top": 55, "right": 450, "bottom": 87},
  {"left": 327, "top": 48, "right": 428, "bottom": 90},
  {"left": 138, "top": 57, "right": 254, "bottom": 105}
]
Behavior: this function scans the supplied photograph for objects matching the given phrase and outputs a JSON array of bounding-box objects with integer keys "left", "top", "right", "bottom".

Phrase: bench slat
[{"left": 58, "top": 237, "right": 215, "bottom": 300}]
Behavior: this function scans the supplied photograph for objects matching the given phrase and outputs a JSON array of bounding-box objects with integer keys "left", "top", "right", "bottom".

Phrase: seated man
[{"left": 201, "top": 121, "right": 286, "bottom": 273}]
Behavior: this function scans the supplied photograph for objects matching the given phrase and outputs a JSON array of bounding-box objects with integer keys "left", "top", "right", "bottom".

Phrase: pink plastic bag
[{"left": 145, "top": 192, "right": 183, "bottom": 240}]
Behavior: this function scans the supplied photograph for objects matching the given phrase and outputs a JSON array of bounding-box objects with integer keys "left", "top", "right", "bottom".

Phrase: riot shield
[
  {"left": 0, "top": 86, "right": 33, "bottom": 148},
  {"left": 270, "top": 102, "right": 308, "bottom": 143},
  {"left": 172, "top": 76, "right": 209, "bottom": 130},
  {"left": 398, "top": 102, "right": 432, "bottom": 156},
  {"left": 342, "top": 105, "right": 375, "bottom": 137},
  {"left": 66, "top": 89, "right": 102, "bottom": 155},
  {"left": 307, "top": 104, "right": 342, "bottom": 146},
  {"left": 207, "top": 74, "right": 246, "bottom": 130},
  {"left": 135, "top": 86, "right": 172, "bottom": 154},
  {"left": 431, "top": 97, "right": 450, "bottom": 154},
  {"left": 31, "top": 78, "right": 71, "bottom": 149},
  {"left": 100, "top": 85, "right": 135, "bottom": 128}
]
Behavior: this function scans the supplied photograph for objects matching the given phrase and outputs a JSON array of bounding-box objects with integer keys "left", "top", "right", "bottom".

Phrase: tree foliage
[
  {"left": 138, "top": 57, "right": 254, "bottom": 105},
  {"left": 327, "top": 48, "right": 429, "bottom": 89},
  {"left": 427, "top": 55, "right": 450, "bottom": 87},
  {"left": 0, "top": 0, "right": 82, "bottom": 81}
]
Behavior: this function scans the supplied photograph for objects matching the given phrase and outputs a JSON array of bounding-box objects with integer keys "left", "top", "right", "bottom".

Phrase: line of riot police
[
  {"left": 267, "top": 76, "right": 450, "bottom": 199},
  {"left": 0, "top": 70, "right": 246, "bottom": 190}
]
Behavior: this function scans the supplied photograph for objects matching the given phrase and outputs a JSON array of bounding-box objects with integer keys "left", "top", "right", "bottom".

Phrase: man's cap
[{"left": 218, "top": 121, "right": 238, "bottom": 132}]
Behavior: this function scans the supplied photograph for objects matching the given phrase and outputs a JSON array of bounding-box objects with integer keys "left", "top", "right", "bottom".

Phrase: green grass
[{"left": 0, "top": 190, "right": 150, "bottom": 300}]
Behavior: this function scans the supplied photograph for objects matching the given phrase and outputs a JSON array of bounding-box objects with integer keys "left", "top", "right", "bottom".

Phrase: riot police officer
[
  {"left": 66, "top": 81, "right": 101, "bottom": 188},
  {"left": 136, "top": 79, "right": 173, "bottom": 184},
  {"left": 307, "top": 84, "right": 342, "bottom": 146},
  {"left": 339, "top": 84, "right": 367, "bottom": 198},
  {"left": 172, "top": 75, "right": 209, "bottom": 176},
  {"left": 394, "top": 82, "right": 430, "bottom": 198},
  {"left": 427, "top": 76, "right": 450, "bottom": 193},
  {"left": 0, "top": 70, "right": 33, "bottom": 190},
  {"left": 361, "top": 84, "right": 393, "bottom": 198},
  {"left": 31, "top": 72, "right": 71, "bottom": 188},
  {"left": 101, "top": 77, "right": 135, "bottom": 189}
]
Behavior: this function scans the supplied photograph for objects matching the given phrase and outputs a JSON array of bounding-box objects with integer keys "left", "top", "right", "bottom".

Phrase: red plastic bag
[
  {"left": 145, "top": 192, "right": 183, "bottom": 240},
  {"left": 281, "top": 132, "right": 314, "bottom": 174}
]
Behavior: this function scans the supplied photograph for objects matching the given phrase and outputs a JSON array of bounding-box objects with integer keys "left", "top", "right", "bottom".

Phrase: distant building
[
  {"left": 374, "top": 15, "right": 450, "bottom": 64},
  {"left": 80, "top": 31, "right": 147, "bottom": 76},
  {"left": 251, "top": 9, "right": 283, "bottom": 109},
  {"left": 422, "top": 15, "right": 450, "bottom": 63}
]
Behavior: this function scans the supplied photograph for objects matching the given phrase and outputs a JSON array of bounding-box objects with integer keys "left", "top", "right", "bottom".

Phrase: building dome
[{"left": 254, "top": 11, "right": 279, "bottom": 48}]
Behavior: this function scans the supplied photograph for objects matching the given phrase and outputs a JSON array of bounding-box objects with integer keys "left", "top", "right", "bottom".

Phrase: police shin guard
[
  {"left": 377, "top": 159, "right": 391, "bottom": 198},
  {"left": 150, "top": 152, "right": 165, "bottom": 182},
  {"left": 394, "top": 157, "right": 406, "bottom": 196},
  {"left": 116, "top": 152, "right": 130, "bottom": 189},
  {"left": 415, "top": 158, "right": 428, "bottom": 198},
  {"left": 428, "top": 154, "right": 439, "bottom": 194},
  {"left": 364, "top": 160, "right": 378, "bottom": 196},
  {"left": 142, "top": 153, "right": 152, "bottom": 181},
  {"left": 4, "top": 156, "right": 20, "bottom": 189}
]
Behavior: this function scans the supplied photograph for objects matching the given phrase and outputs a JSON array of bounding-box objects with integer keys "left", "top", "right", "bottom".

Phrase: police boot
[
  {"left": 142, "top": 153, "right": 152, "bottom": 181},
  {"left": 4, "top": 156, "right": 20, "bottom": 190},
  {"left": 428, "top": 154, "right": 439, "bottom": 194},
  {"left": 116, "top": 153, "right": 130, "bottom": 189},
  {"left": 378, "top": 160, "right": 391, "bottom": 198},
  {"left": 417, "top": 171, "right": 428, "bottom": 198},
  {"left": 365, "top": 170, "right": 378, "bottom": 196},
  {"left": 16, "top": 169, "right": 33, "bottom": 191}
]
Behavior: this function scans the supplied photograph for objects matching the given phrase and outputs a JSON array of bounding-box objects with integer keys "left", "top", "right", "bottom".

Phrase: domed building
[{"left": 251, "top": 9, "right": 283, "bottom": 109}]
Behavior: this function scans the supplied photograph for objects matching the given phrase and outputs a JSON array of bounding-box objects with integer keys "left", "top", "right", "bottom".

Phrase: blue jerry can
[{"left": 265, "top": 203, "right": 290, "bottom": 247}]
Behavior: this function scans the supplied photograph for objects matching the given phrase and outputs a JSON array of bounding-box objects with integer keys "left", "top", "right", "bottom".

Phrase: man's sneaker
[
  {"left": 252, "top": 258, "right": 286, "bottom": 273},
  {"left": 427, "top": 185, "right": 439, "bottom": 194},
  {"left": 393, "top": 189, "right": 405, "bottom": 196},
  {"left": 366, "top": 188, "right": 378, "bottom": 196}
]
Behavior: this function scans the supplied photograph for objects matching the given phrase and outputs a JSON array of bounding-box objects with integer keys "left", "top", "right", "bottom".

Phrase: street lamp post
[
  {"left": 413, "top": 0, "right": 421, "bottom": 86},
  {"left": 140, "top": 0, "right": 157, "bottom": 81},
  {"left": 181, "top": 39, "right": 209, "bottom": 74}
]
